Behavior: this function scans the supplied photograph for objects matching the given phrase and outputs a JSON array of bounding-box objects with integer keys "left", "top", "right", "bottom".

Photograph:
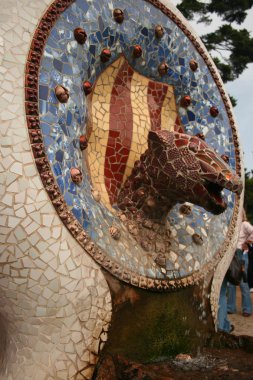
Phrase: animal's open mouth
[{"left": 203, "top": 181, "right": 227, "bottom": 214}]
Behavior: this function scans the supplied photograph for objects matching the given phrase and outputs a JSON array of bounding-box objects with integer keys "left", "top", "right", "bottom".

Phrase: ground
[
  {"left": 94, "top": 345, "right": 253, "bottom": 379},
  {"left": 229, "top": 289, "right": 253, "bottom": 336},
  {"left": 94, "top": 289, "right": 253, "bottom": 379}
]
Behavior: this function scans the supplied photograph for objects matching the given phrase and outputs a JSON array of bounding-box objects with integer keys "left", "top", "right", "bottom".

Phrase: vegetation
[
  {"left": 104, "top": 287, "right": 211, "bottom": 362},
  {"left": 177, "top": 1, "right": 253, "bottom": 106},
  {"left": 176, "top": 1, "right": 253, "bottom": 190}
]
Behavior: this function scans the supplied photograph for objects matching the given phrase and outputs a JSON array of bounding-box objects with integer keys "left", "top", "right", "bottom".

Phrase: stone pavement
[{"left": 229, "top": 289, "right": 253, "bottom": 337}]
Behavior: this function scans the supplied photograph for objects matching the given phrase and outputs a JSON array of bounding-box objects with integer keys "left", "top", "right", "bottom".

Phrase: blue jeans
[
  {"left": 218, "top": 278, "right": 232, "bottom": 332},
  {"left": 227, "top": 249, "right": 252, "bottom": 314}
]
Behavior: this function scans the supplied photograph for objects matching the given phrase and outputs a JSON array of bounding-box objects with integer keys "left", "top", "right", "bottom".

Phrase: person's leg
[
  {"left": 218, "top": 278, "right": 232, "bottom": 332},
  {"left": 227, "top": 249, "right": 243, "bottom": 313},
  {"left": 241, "top": 253, "right": 252, "bottom": 315},
  {"left": 227, "top": 282, "right": 237, "bottom": 313}
]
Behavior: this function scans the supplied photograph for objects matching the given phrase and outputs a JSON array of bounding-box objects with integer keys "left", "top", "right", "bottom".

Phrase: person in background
[
  {"left": 217, "top": 276, "right": 234, "bottom": 333},
  {"left": 227, "top": 214, "right": 253, "bottom": 317},
  {"left": 247, "top": 241, "right": 253, "bottom": 292}
]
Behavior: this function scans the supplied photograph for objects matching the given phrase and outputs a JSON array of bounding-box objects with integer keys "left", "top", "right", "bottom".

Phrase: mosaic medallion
[{"left": 25, "top": 0, "right": 243, "bottom": 290}]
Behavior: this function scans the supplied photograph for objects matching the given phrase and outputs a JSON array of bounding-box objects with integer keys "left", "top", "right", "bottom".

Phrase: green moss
[{"left": 104, "top": 286, "right": 210, "bottom": 362}]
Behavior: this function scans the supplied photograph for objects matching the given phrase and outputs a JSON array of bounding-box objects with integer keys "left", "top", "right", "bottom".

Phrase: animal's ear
[
  {"left": 148, "top": 131, "right": 162, "bottom": 150},
  {"left": 148, "top": 131, "right": 162, "bottom": 144}
]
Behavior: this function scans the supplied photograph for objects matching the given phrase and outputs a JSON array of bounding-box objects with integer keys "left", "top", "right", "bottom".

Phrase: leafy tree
[
  {"left": 177, "top": 0, "right": 253, "bottom": 24},
  {"left": 202, "top": 26, "right": 253, "bottom": 83},
  {"left": 177, "top": 0, "right": 253, "bottom": 86},
  {"left": 176, "top": 2, "right": 253, "bottom": 216}
]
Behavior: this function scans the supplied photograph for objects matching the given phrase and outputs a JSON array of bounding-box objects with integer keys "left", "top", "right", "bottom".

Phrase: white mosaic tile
[{"left": 0, "top": 2, "right": 112, "bottom": 379}]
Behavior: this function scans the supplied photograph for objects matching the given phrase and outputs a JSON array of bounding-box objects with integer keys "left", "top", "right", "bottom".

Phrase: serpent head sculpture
[{"left": 117, "top": 130, "right": 242, "bottom": 222}]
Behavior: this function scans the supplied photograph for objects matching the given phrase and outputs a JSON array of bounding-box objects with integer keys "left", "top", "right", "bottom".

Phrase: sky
[{"left": 170, "top": 1, "right": 253, "bottom": 173}]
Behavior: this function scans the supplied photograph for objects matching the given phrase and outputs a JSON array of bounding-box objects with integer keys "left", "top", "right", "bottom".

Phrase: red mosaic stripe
[
  {"left": 174, "top": 115, "right": 185, "bottom": 133},
  {"left": 147, "top": 81, "right": 168, "bottom": 131},
  {"left": 105, "top": 61, "right": 134, "bottom": 205}
]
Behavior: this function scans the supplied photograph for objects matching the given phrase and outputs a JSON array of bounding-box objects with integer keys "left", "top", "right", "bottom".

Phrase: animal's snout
[
  {"left": 232, "top": 178, "right": 243, "bottom": 195},
  {"left": 225, "top": 175, "right": 243, "bottom": 195}
]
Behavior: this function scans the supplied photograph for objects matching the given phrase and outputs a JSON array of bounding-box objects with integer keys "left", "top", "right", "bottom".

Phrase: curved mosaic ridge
[{"left": 25, "top": 0, "right": 242, "bottom": 290}]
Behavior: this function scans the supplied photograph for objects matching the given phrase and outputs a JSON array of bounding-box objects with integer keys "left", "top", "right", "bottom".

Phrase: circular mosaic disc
[{"left": 25, "top": 0, "right": 242, "bottom": 290}]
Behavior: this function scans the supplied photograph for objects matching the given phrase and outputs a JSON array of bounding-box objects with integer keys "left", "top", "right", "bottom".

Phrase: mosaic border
[{"left": 25, "top": 0, "right": 242, "bottom": 291}]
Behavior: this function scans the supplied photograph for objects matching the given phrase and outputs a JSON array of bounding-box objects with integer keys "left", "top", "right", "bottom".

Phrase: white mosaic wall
[{"left": 0, "top": 1, "right": 112, "bottom": 379}]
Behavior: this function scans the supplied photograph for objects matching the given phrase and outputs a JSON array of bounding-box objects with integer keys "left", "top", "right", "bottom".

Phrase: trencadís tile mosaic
[{"left": 26, "top": 0, "right": 242, "bottom": 288}]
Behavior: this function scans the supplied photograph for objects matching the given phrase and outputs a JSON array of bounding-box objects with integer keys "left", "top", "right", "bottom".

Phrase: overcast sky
[{"left": 170, "top": 1, "right": 253, "bottom": 173}]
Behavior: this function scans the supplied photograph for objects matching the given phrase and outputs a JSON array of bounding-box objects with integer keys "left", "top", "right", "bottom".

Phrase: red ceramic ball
[
  {"left": 83, "top": 81, "right": 92, "bottom": 95},
  {"left": 133, "top": 45, "right": 142, "bottom": 58},
  {"left": 210, "top": 106, "right": 219, "bottom": 117},
  {"left": 180, "top": 95, "right": 191, "bottom": 108},
  {"left": 100, "top": 49, "right": 112, "bottom": 63}
]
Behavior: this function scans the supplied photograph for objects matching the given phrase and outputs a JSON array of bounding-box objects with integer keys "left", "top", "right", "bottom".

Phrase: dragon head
[{"left": 147, "top": 130, "right": 242, "bottom": 215}]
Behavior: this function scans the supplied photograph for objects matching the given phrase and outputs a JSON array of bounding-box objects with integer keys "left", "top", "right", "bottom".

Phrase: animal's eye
[
  {"left": 195, "top": 133, "right": 205, "bottom": 141},
  {"left": 189, "top": 142, "right": 198, "bottom": 153},
  {"left": 225, "top": 172, "right": 232, "bottom": 181}
]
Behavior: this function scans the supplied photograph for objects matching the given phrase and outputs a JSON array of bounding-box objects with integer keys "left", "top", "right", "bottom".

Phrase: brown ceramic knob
[
  {"left": 158, "top": 62, "right": 169, "bottom": 76},
  {"left": 141, "top": 240, "right": 151, "bottom": 251},
  {"left": 179, "top": 204, "right": 192, "bottom": 215},
  {"left": 221, "top": 154, "right": 230, "bottom": 164},
  {"left": 109, "top": 226, "right": 121, "bottom": 240},
  {"left": 113, "top": 8, "right": 124, "bottom": 23},
  {"left": 100, "top": 48, "right": 111, "bottom": 63},
  {"left": 210, "top": 106, "right": 219, "bottom": 117},
  {"left": 79, "top": 135, "right": 88, "bottom": 150},
  {"left": 195, "top": 132, "right": 205, "bottom": 141},
  {"left": 154, "top": 253, "right": 166, "bottom": 266},
  {"left": 128, "top": 223, "right": 138, "bottom": 236},
  {"left": 133, "top": 45, "right": 142, "bottom": 58},
  {"left": 192, "top": 233, "right": 203, "bottom": 245},
  {"left": 55, "top": 85, "right": 69, "bottom": 103},
  {"left": 189, "top": 59, "right": 198, "bottom": 71},
  {"left": 83, "top": 81, "right": 92, "bottom": 95},
  {"left": 70, "top": 168, "right": 83, "bottom": 184},
  {"left": 155, "top": 25, "right": 164, "bottom": 39},
  {"left": 180, "top": 95, "right": 191, "bottom": 108},
  {"left": 74, "top": 27, "right": 87, "bottom": 45}
]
